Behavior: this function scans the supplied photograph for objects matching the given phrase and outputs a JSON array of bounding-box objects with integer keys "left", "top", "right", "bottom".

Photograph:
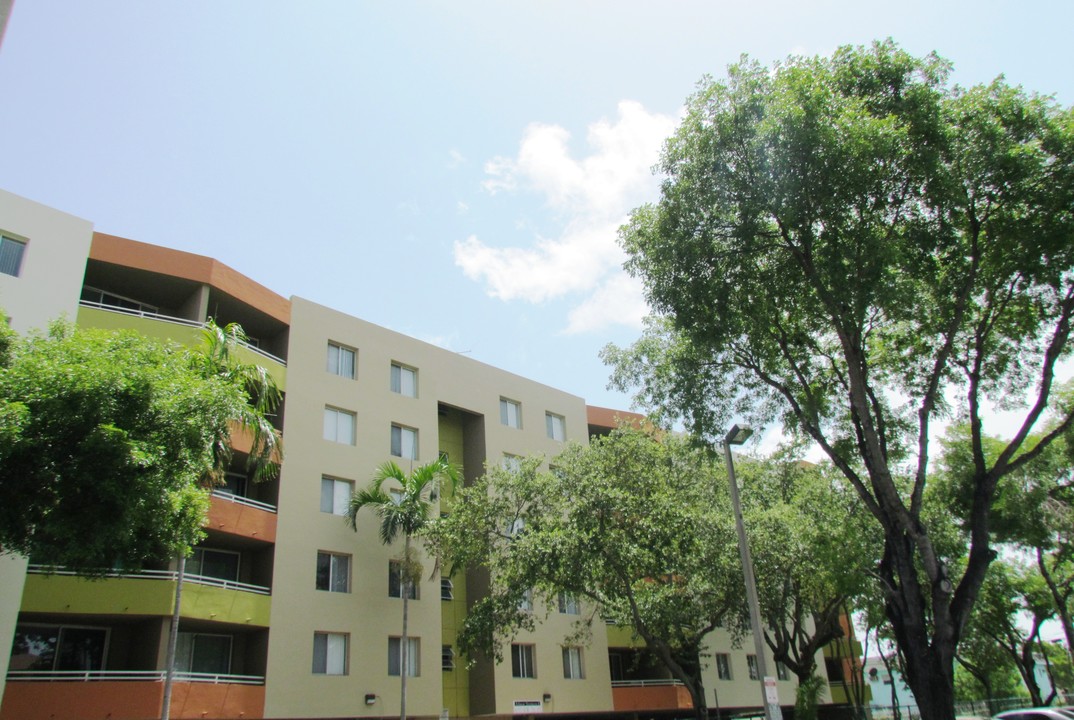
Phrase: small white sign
[
  {"left": 764, "top": 676, "right": 779, "bottom": 704},
  {"left": 513, "top": 700, "right": 544, "bottom": 714}
]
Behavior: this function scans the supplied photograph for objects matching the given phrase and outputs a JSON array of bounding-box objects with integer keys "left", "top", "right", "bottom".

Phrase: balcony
[
  {"left": 1, "top": 670, "right": 265, "bottom": 720},
  {"left": 612, "top": 679, "right": 692, "bottom": 712},
  {"left": 22, "top": 566, "right": 272, "bottom": 627},
  {"left": 208, "top": 491, "right": 277, "bottom": 543}
]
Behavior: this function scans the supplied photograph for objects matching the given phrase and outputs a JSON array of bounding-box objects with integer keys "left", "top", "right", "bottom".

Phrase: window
[
  {"left": 442, "top": 645, "right": 455, "bottom": 671},
  {"left": 176, "top": 632, "right": 231, "bottom": 674},
  {"left": 389, "top": 560, "right": 418, "bottom": 599},
  {"left": 388, "top": 637, "right": 420, "bottom": 677},
  {"left": 0, "top": 235, "right": 26, "bottom": 277},
  {"left": 546, "top": 412, "right": 566, "bottom": 441},
  {"left": 558, "top": 592, "right": 579, "bottom": 615},
  {"left": 222, "top": 472, "right": 247, "bottom": 498},
  {"left": 511, "top": 643, "right": 535, "bottom": 678},
  {"left": 316, "top": 552, "right": 350, "bottom": 593},
  {"left": 716, "top": 653, "right": 732, "bottom": 680},
  {"left": 562, "top": 646, "right": 584, "bottom": 679},
  {"left": 312, "top": 632, "right": 347, "bottom": 675},
  {"left": 502, "top": 454, "right": 522, "bottom": 473},
  {"left": 777, "top": 660, "right": 790, "bottom": 681},
  {"left": 518, "top": 588, "right": 533, "bottom": 612},
  {"left": 441, "top": 577, "right": 454, "bottom": 600},
  {"left": 391, "top": 363, "right": 417, "bottom": 397},
  {"left": 320, "top": 477, "right": 353, "bottom": 515},
  {"left": 747, "top": 654, "right": 759, "bottom": 681},
  {"left": 188, "top": 548, "right": 240, "bottom": 583},
  {"left": 500, "top": 398, "right": 521, "bottom": 428},
  {"left": 11, "top": 624, "right": 107, "bottom": 671},
  {"left": 391, "top": 424, "right": 418, "bottom": 460},
  {"left": 324, "top": 407, "right": 356, "bottom": 445},
  {"left": 326, "top": 342, "right": 356, "bottom": 379}
]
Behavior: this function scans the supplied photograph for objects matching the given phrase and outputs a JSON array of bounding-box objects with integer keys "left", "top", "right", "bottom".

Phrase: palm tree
[
  {"left": 162, "top": 320, "right": 282, "bottom": 720},
  {"left": 348, "top": 458, "right": 458, "bottom": 720}
]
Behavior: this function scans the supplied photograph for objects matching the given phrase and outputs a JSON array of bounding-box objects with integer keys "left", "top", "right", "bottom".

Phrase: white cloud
[
  {"left": 456, "top": 201, "right": 469, "bottom": 215},
  {"left": 447, "top": 148, "right": 466, "bottom": 168},
  {"left": 457, "top": 100, "right": 677, "bottom": 332}
]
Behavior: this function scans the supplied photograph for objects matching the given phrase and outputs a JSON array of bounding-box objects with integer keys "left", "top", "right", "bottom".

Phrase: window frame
[
  {"left": 12, "top": 623, "right": 109, "bottom": 672},
  {"left": 776, "top": 660, "right": 790, "bottom": 681},
  {"left": 312, "top": 632, "right": 348, "bottom": 675},
  {"left": 562, "top": 646, "right": 584, "bottom": 680},
  {"left": 388, "top": 636, "right": 420, "bottom": 677},
  {"left": 0, "top": 235, "right": 26, "bottom": 277},
  {"left": 388, "top": 560, "right": 419, "bottom": 600},
  {"left": 316, "top": 551, "right": 351, "bottom": 593},
  {"left": 176, "top": 631, "right": 232, "bottom": 674},
  {"left": 747, "top": 654, "right": 759, "bottom": 681},
  {"left": 511, "top": 643, "right": 536, "bottom": 679},
  {"left": 390, "top": 362, "right": 418, "bottom": 397},
  {"left": 500, "top": 398, "right": 522, "bottom": 429},
  {"left": 545, "top": 412, "right": 566, "bottom": 441},
  {"left": 441, "top": 577, "right": 454, "bottom": 600},
  {"left": 558, "top": 592, "right": 580, "bottom": 615},
  {"left": 188, "top": 547, "right": 241, "bottom": 583},
  {"left": 716, "top": 652, "right": 732, "bottom": 680},
  {"left": 326, "top": 342, "right": 356, "bottom": 379},
  {"left": 442, "top": 644, "right": 455, "bottom": 671},
  {"left": 320, "top": 476, "right": 354, "bottom": 515},
  {"left": 323, "top": 407, "right": 357, "bottom": 445},
  {"left": 390, "top": 423, "right": 419, "bottom": 460}
]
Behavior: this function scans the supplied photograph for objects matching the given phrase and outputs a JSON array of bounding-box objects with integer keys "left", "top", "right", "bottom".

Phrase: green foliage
[
  {"left": 795, "top": 674, "right": 828, "bottom": 720},
  {"left": 605, "top": 39, "right": 1074, "bottom": 718},
  {"left": 429, "top": 427, "right": 742, "bottom": 714},
  {"left": 0, "top": 318, "right": 279, "bottom": 572}
]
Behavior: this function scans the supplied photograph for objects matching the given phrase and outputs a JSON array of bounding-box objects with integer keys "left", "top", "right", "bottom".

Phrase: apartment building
[{"left": 0, "top": 189, "right": 851, "bottom": 719}]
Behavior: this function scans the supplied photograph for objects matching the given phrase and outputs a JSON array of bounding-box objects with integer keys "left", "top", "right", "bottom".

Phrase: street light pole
[{"left": 723, "top": 425, "right": 783, "bottom": 720}]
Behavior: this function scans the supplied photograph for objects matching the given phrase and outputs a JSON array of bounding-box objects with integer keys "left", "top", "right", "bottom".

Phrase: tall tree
[
  {"left": 606, "top": 40, "right": 1074, "bottom": 720},
  {"left": 0, "top": 317, "right": 279, "bottom": 571},
  {"left": 347, "top": 459, "right": 458, "bottom": 720},
  {"left": 430, "top": 428, "right": 743, "bottom": 720}
]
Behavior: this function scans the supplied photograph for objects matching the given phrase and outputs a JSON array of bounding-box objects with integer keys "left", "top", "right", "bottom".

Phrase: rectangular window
[
  {"left": 324, "top": 407, "right": 356, "bottom": 445},
  {"left": 558, "top": 592, "right": 579, "bottom": 615},
  {"left": 391, "top": 424, "right": 418, "bottom": 460},
  {"left": 518, "top": 588, "right": 533, "bottom": 612},
  {"left": 320, "top": 477, "right": 353, "bottom": 515},
  {"left": 546, "top": 412, "right": 566, "bottom": 441},
  {"left": 441, "top": 577, "right": 454, "bottom": 600},
  {"left": 80, "top": 286, "right": 158, "bottom": 315},
  {"left": 326, "top": 342, "right": 356, "bottom": 379},
  {"left": 502, "top": 454, "right": 522, "bottom": 473},
  {"left": 511, "top": 643, "right": 536, "bottom": 678},
  {"left": 747, "top": 654, "right": 759, "bottom": 681},
  {"left": 716, "top": 653, "right": 732, "bottom": 680},
  {"left": 500, "top": 398, "right": 521, "bottom": 429},
  {"left": 388, "top": 637, "right": 420, "bottom": 677},
  {"left": 188, "top": 547, "right": 240, "bottom": 583},
  {"left": 777, "top": 660, "right": 790, "bottom": 681},
  {"left": 12, "top": 624, "right": 108, "bottom": 671},
  {"left": 389, "top": 560, "right": 418, "bottom": 599},
  {"left": 316, "top": 552, "right": 350, "bottom": 593},
  {"left": 391, "top": 363, "right": 417, "bottom": 397},
  {"left": 562, "top": 646, "right": 584, "bottom": 679},
  {"left": 0, "top": 235, "right": 26, "bottom": 277},
  {"left": 176, "top": 632, "right": 232, "bottom": 674},
  {"left": 442, "top": 645, "right": 455, "bottom": 671},
  {"left": 312, "top": 632, "right": 347, "bottom": 675}
]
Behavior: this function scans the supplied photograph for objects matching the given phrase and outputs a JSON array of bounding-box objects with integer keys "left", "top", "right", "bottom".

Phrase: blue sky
[{"left": 2, "top": 1, "right": 1072, "bottom": 433}]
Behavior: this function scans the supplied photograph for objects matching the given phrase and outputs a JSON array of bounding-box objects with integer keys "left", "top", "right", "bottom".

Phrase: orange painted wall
[
  {"left": 0, "top": 680, "right": 264, "bottom": 720},
  {"left": 611, "top": 684, "right": 693, "bottom": 711},
  {"left": 207, "top": 495, "right": 277, "bottom": 543}
]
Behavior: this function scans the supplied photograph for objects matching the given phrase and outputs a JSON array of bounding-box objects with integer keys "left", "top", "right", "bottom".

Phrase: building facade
[{"left": 0, "top": 189, "right": 855, "bottom": 720}]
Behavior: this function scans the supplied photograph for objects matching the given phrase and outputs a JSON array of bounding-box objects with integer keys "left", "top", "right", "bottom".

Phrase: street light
[{"left": 723, "top": 424, "right": 783, "bottom": 720}]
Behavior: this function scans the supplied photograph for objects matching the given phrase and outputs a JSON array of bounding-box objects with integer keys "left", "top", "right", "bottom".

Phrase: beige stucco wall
[
  {"left": 0, "top": 189, "right": 94, "bottom": 709},
  {"left": 0, "top": 189, "right": 94, "bottom": 333},
  {"left": 264, "top": 297, "right": 596, "bottom": 719}
]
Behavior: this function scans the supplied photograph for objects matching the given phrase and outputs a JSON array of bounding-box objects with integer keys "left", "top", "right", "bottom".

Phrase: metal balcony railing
[
  {"left": 7, "top": 669, "right": 264, "bottom": 685},
  {"left": 211, "top": 489, "right": 277, "bottom": 514},
  {"left": 78, "top": 300, "right": 287, "bottom": 366},
  {"left": 611, "top": 678, "right": 684, "bottom": 687},
  {"left": 27, "top": 565, "right": 271, "bottom": 596}
]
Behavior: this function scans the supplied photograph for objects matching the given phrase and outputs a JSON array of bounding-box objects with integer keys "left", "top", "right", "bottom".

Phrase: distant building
[{"left": 0, "top": 188, "right": 861, "bottom": 719}]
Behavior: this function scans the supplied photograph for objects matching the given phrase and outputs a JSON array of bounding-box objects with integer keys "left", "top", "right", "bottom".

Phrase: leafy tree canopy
[
  {"left": 605, "top": 39, "right": 1074, "bottom": 720},
  {"left": 0, "top": 316, "right": 278, "bottom": 573}
]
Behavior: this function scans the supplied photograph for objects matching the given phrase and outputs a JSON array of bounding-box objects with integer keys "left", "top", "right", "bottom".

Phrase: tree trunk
[
  {"left": 1037, "top": 548, "right": 1074, "bottom": 667},
  {"left": 399, "top": 535, "right": 410, "bottom": 720},
  {"left": 161, "top": 552, "right": 186, "bottom": 720}
]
